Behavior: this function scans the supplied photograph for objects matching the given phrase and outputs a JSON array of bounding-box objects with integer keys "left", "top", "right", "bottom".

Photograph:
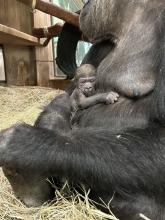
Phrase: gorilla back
[{"left": 0, "top": 0, "right": 165, "bottom": 220}]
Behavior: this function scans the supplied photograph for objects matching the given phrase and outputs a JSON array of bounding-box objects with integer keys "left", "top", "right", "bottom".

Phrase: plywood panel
[
  {"left": 0, "top": 0, "right": 33, "bottom": 34},
  {"left": 4, "top": 45, "right": 36, "bottom": 86},
  {"left": 0, "top": 0, "right": 37, "bottom": 85}
]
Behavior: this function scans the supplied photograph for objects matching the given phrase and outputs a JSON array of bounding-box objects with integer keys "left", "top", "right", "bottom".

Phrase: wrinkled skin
[
  {"left": 75, "top": 64, "right": 96, "bottom": 97},
  {"left": 0, "top": 0, "right": 165, "bottom": 219}
]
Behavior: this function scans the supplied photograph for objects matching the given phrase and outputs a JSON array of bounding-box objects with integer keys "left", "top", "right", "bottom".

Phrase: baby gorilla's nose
[{"left": 85, "top": 87, "right": 92, "bottom": 92}]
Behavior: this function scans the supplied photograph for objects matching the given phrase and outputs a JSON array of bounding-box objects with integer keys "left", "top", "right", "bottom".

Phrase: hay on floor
[
  {"left": 0, "top": 86, "right": 62, "bottom": 130},
  {"left": 0, "top": 86, "right": 118, "bottom": 220}
]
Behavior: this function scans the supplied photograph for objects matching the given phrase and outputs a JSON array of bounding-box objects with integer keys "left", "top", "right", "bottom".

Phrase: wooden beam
[
  {"left": 0, "top": 24, "right": 41, "bottom": 46},
  {"left": 33, "top": 23, "right": 63, "bottom": 38},
  {"left": 17, "top": 0, "right": 80, "bottom": 27}
]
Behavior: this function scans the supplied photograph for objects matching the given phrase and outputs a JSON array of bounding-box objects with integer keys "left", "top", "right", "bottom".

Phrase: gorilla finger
[
  {"left": 106, "top": 97, "right": 114, "bottom": 104},
  {"left": 107, "top": 94, "right": 116, "bottom": 101},
  {"left": 110, "top": 92, "right": 119, "bottom": 98}
]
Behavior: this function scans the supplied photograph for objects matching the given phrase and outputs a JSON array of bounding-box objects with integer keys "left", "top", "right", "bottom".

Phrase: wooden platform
[{"left": 0, "top": 24, "right": 41, "bottom": 46}]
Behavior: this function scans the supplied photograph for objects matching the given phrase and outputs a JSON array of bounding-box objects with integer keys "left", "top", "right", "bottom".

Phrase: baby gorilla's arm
[
  {"left": 105, "top": 91, "right": 119, "bottom": 104},
  {"left": 78, "top": 91, "right": 119, "bottom": 109}
]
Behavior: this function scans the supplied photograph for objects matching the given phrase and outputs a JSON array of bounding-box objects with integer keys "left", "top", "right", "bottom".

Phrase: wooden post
[{"left": 33, "top": 3, "right": 55, "bottom": 87}]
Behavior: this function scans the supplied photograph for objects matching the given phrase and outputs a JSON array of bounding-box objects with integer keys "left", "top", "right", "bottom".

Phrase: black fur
[
  {"left": 0, "top": 1, "right": 165, "bottom": 219},
  {"left": 35, "top": 93, "right": 72, "bottom": 132},
  {"left": 81, "top": 40, "right": 115, "bottom": 68},
  {"left": 1, "top": 99, "right": 165, "bottom": 218},
  {"left": 151, "top": 8, "right": 165, "bottom": 123}
]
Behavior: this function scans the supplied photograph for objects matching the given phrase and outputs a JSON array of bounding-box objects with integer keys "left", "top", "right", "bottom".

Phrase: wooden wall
[
  {"left": 0, "top": 0, "right": 70, "bottom": 89},
  {"left": 0, "top": 0, "right": 33, "bottom": 34},
  {"left": 34, "top": 6, "right": 54, "bottom": 87},
  {"left": 0, "top": 0, "right": 36, "bottom": 85},
  {"left": 33, "top": 1, "right": 71, "bottom": 89}
]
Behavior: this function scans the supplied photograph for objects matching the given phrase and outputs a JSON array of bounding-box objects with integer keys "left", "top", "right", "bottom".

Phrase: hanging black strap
[{"left": 56, "top": 22, "right": 82, "bottom": 79}]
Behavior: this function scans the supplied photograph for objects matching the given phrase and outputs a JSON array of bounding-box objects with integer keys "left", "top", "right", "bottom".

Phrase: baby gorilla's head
[{"left": 75, "top": 64, "right": 96, "bottom": 97}]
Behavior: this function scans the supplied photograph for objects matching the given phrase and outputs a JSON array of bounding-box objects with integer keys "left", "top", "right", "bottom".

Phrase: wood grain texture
[
  {"left": 0, "top": 24, "right": 41, "bottom": 46},
  {"left": 34, "top": 2, "right": 55, "bottom": 87},
  {"left": 0, "top": 0, "right": 36, "bottom": 85}
]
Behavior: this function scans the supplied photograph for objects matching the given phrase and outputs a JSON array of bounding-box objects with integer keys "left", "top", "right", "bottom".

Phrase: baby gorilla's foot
[{"left": 106, "top": 92, "right": 119, "bottom": 104}]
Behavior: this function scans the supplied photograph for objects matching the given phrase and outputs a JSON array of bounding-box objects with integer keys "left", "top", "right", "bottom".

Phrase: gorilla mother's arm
[
  {"left": 0, "top": 123, "right": 164, "bottom": 194},
  {"left": 0, "top": 124, "right": 115, "bottom": 190}
]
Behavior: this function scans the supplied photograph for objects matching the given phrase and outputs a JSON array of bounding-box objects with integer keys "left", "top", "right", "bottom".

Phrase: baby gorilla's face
[{"left": 78, "top": 76, "right": 96, "bottom": 97}]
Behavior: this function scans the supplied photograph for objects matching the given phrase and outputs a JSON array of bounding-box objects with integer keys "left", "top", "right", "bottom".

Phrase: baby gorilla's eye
[
  {"left": 79, "top": 79, "right": 86, "bottom": 83},
  {"left": 90, "top": 79, "right": 95, "bottom": 83}
]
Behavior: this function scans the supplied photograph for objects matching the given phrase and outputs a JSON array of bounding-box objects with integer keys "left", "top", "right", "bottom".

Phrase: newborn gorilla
[{"left": 70, "top": 64, "right": 119, "bottom": 110}]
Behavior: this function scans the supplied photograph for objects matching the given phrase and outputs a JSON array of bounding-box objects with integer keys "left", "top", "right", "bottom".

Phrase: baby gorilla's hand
[{"left": 106, "top": 92, "right": 119, "bottom": 104}]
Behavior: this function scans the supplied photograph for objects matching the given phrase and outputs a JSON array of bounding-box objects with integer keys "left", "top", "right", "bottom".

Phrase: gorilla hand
[{"left": 106, "top": 91, "right": 119, "bottom": 104}]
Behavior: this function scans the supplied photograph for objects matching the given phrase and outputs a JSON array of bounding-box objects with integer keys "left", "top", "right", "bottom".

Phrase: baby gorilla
[{"left": 70, "top": 64, "right": 119, "bottom": 111}]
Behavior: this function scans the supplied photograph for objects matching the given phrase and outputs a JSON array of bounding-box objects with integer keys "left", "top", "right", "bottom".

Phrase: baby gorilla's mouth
[{"left": 84, "top": 89, "right": 95, "bottom": 97}]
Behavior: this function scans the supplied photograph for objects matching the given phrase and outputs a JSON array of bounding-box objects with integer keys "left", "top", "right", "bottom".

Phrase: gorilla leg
[
  {"left": 0, "top": 123, "right": 165, "bottom": 218},
  {"left": 111, "top": 195, "right": 165, "bottom": 220}
]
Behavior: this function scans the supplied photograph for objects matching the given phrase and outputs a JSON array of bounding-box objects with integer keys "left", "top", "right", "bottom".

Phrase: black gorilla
[{"left": 0, "top": 0, "right": 165, "bottom": 219}]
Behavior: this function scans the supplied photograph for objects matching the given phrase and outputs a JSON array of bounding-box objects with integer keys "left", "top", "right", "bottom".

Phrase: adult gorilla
[{"left": 0, "top": 0, "right": 165, "bottom": 219}]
